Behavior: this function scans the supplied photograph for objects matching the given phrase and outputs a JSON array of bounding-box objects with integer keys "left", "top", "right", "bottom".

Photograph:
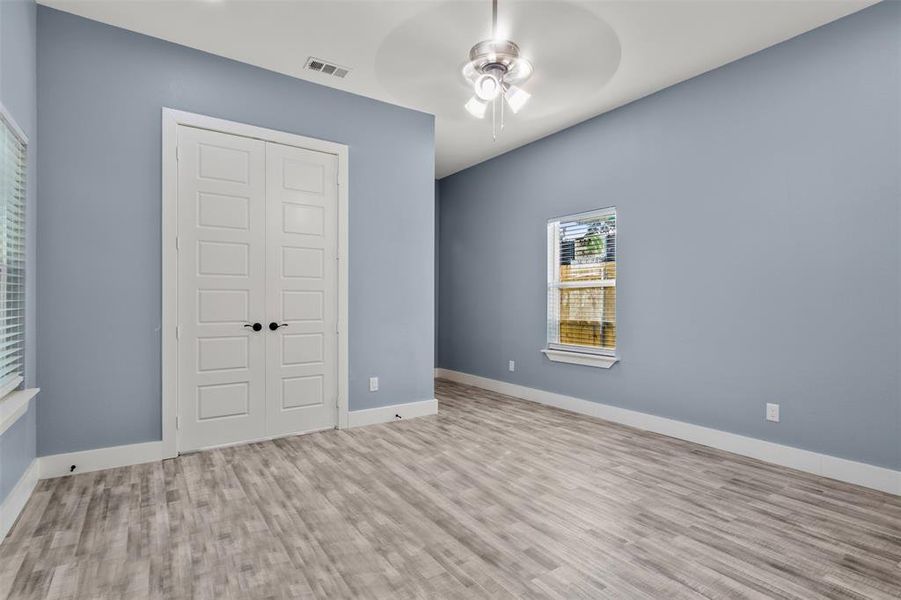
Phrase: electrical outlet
[
  {"left": 369, "top": 377, "right": 379, "bottom": 392},
  {"left": 508, "top": 360, "right": 515, "bottom": 372},
  {"left": 766, "top": 403, "right": 780, "bottom": 423}
]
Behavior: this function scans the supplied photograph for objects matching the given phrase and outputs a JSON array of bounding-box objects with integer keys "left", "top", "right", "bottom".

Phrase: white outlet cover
[
  {"left": 369, "top": 377, "right": 379, "bottom": 392},
  {"left": 766, "top": 403, "right": 780, "bottom": 422},
  {"left": 508, "top": 360, "right": 515, "bottom": 372}
]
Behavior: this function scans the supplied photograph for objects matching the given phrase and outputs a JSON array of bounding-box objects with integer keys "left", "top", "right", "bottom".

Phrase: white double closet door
[{"left": 176, "top": 125, "right": 338, "bottom": 452}]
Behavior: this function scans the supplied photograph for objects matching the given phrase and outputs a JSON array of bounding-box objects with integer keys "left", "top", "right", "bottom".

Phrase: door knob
[
  {"left": 269, "top": 322, "right": 288, "bottom": 331},
  {"left": 244, "top": 322, "right": 263, "bottom": 332}
]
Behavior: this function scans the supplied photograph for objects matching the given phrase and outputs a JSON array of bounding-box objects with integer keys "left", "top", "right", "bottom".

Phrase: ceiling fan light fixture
[
  {"left": 504, "top": 84, "right": 530, "bottom": 113},
  {"left": 462, "top": 0, "right": 533, "bottom": 137},
  {"left": 474, "top": 72, "right": 502, "bottom": 101},
  {"left": 465, "top": 95, "right": 489, "bottom": 118}
]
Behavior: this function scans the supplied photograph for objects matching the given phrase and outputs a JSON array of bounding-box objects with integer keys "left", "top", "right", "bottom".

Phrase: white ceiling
[{"left": 41, "top": 0, "right": 876, "bottom": 177}]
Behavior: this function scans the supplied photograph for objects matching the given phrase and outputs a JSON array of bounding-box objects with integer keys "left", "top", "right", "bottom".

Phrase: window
[
  {"left": 0, "top": 109, "right": 26, "bottom": 397},
  {"left": 544, "top": 208, "right": 618, "bottom": 368}
]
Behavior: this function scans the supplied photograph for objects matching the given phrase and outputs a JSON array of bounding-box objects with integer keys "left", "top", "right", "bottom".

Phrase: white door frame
[{"left": 161, "top": 108, "right": 350, "bottom": 458}]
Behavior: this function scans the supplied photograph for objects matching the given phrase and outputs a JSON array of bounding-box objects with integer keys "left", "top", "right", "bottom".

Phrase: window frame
[
  {"left": 543, "top": 207, "right": 619, "bottom": 369},
  {"left": 0, "top": 103, "right": 28, "bottom": 398}
]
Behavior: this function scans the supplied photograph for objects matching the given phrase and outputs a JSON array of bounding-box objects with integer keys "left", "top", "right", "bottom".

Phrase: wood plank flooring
[{"left": 2, "top": 379, "right": 900, "bottom": 599}]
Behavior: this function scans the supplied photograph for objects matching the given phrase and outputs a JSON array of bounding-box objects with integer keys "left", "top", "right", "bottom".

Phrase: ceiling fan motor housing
[{"left": 464, "top": 39, "right": 533, "bottom": 88}]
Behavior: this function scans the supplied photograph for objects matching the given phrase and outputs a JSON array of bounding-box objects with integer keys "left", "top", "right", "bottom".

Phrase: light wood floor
[{"left": 2, "top": 379, "right": 900, "bottom": 599}]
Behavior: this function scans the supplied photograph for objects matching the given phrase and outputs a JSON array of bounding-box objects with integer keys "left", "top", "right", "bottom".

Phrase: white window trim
[
  {"left": 0, "top": 102, "right": 29, "bottom": 401},
  {"left": 0, "top": 102, "right": 37, "bottom": 432},
  {"left": 0, "top": 375, "right": 23, "bottom": 402},
  {"left": 546, "top": 342, "right": 615, "bottom": 356},
  {"left": 0, "top": 102, "right": 28, "bottom": 146},
  {"left": 0, "top": 387, "right": 39, "bottom": 436},
  {"left": 541, "top": 348, "right": 619, "bottom": 369},
  {"left": 544, "top": 207, "right": 618, "bottom": 368}
]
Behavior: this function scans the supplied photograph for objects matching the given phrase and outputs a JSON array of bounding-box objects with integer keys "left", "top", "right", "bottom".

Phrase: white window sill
[
  {"left": 541, "top": 349, "right": 619, "bottom": 369},
  {"left": 0, "top": 387, "right": 39, "bottom": 436}
]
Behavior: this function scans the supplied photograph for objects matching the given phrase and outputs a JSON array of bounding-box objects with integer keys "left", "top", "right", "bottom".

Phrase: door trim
[{"left": 161, "top": 108, "right": 350, "bottom": 457}]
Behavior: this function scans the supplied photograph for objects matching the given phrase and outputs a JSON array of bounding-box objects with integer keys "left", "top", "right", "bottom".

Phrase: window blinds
[
  {"left": 547, "top": 208, "right": 616, "bottom": 355},
  {"left": 0, "top": 112, "right": 26, "bottom": 397}
]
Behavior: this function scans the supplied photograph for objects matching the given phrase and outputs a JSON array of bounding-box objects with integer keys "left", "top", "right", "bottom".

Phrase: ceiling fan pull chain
[{"left": 492, "top": 97, "right": 497, "bottom": 141}]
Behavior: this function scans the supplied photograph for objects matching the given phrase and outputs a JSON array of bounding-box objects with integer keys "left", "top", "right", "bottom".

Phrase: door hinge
[
  {"left": 175, "top": 146, "right": 179, "bottom": 161},
  {"left": 175, "top": 236, "right": 179, "bottom": 251},
  {"left": 176, "top": 416, "right": 180, "bottom": 429},
  {"left": 176, "top": 325, "right": 180, "bottom": 340}
]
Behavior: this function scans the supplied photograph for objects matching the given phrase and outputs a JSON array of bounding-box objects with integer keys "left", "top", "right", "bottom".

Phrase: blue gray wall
[
  {"left": 438, "top": 1, "right": 901, "bottom": 470},
  {"left": 36, "top": 7, "right": 435, "bottom": 456},
  {"left": 0, "top": 0, "right": 37, "bottom": 502},
  {"left": 0, "top": 404, "right": 35, "bottom": 502}
]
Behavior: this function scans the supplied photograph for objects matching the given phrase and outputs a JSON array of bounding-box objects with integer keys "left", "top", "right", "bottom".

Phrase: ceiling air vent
[{"left": 305, "top": 57, "right": 350, "bottom": 79}]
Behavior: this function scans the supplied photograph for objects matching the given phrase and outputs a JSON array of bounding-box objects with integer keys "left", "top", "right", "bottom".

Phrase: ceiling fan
[{"left": 462, "top": 0, "right": 533, "bottom": 139}]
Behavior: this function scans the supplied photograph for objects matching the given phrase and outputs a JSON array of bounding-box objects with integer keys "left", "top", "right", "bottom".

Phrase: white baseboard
[
  {"left": 39, "top": 441, "right": 165, "bottom": 479},
  {"left": 0, "top": 459, "right": 39, "bottom": 540},
  {"left": 435, "top": 368, "right": 901, "bottom": 496},
  {"left": 2, "top": 400, "right": 434, "bottom": 531},
  {"left": 347, "top": 398, "right": 438, "bottom": 428},
  {"left": 37, "top": 400, "right": 440, "bottom": 479}
]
